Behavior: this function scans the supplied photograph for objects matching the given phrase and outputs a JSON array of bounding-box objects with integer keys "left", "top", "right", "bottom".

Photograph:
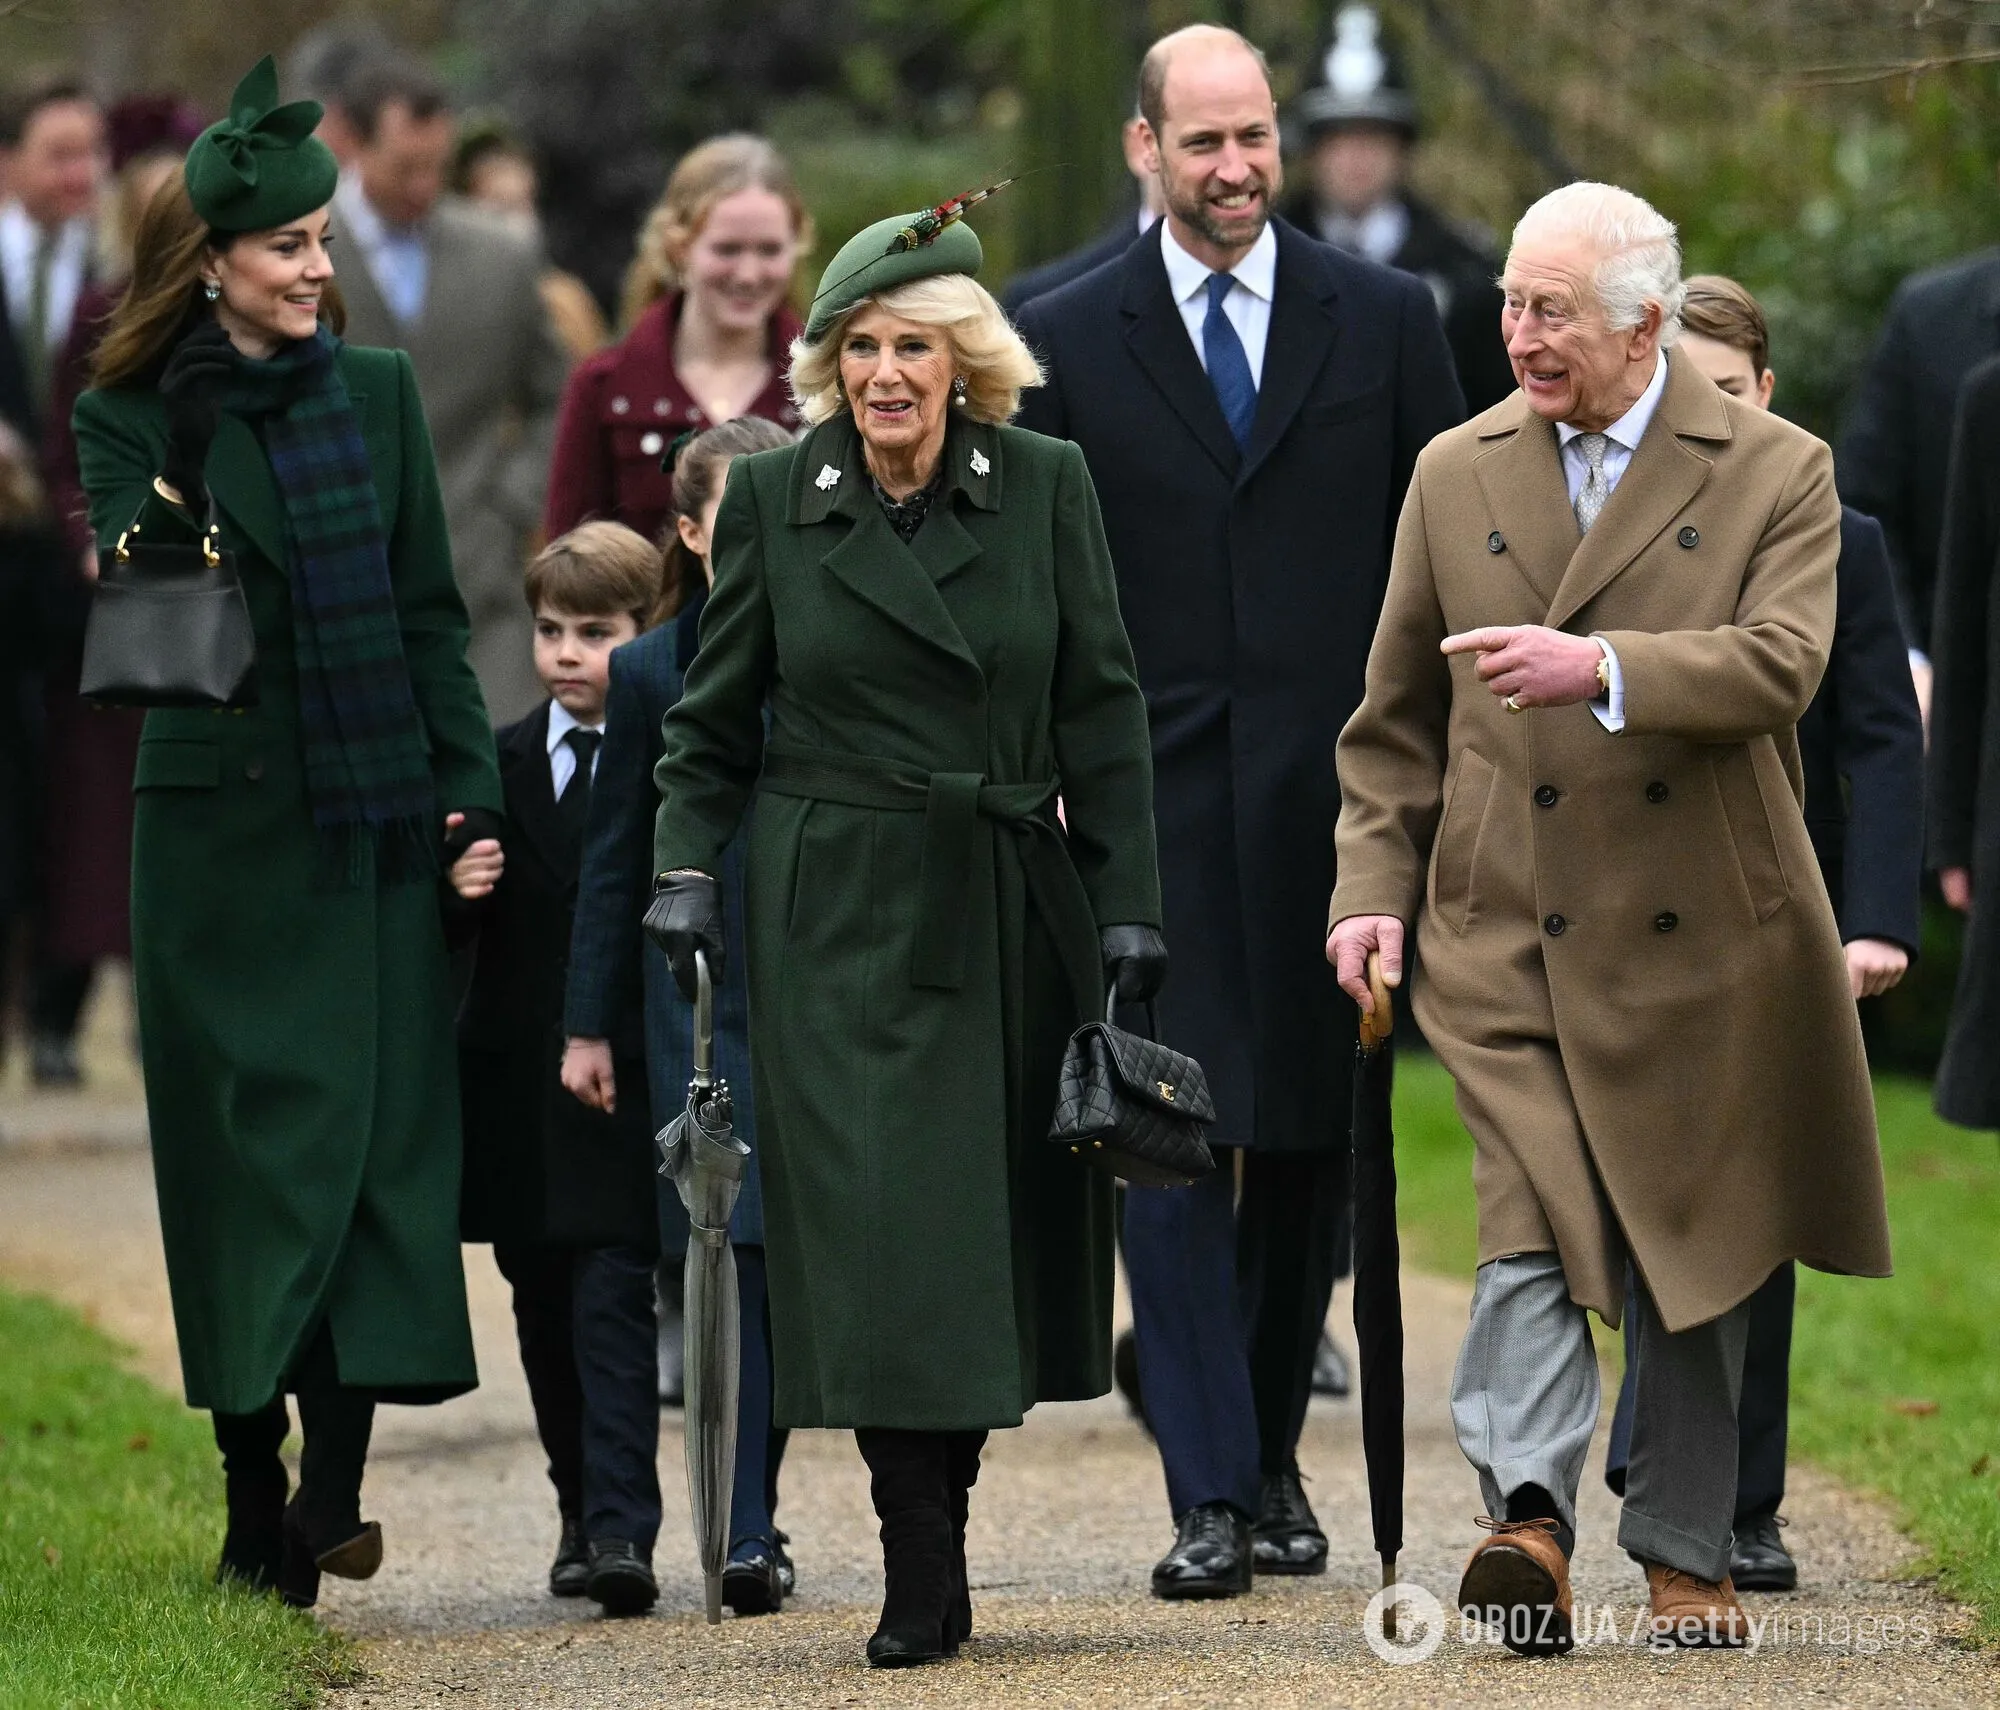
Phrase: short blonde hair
[{"left": 787, "top": 274, "right": 1045, "bottom": 427}]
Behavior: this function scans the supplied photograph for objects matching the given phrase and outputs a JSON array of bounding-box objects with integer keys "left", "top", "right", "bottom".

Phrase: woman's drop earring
[
  {"left": 203, "top": 282, "right": 221, "bottom": 302},
  {"left": 951, "top": 375, "right": 967, "bottom": 404}
]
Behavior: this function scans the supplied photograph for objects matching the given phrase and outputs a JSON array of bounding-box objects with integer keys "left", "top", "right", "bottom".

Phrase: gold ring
[{"left": 1504, "top": 694, "right": 1523, "bottom": 714}]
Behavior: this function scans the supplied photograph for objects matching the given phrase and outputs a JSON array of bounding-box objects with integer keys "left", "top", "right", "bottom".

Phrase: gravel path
[{"left": 3, "top": 1040, "right": 1994, "bottom": 1707}]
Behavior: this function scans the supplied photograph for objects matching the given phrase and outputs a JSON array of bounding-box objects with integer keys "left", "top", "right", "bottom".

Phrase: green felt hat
[
  {"left": 184, "top": 56, "right": 339, "bottom": 233},
  {"left": 804, "top": 207, "right": 984, "bottom": 342}
]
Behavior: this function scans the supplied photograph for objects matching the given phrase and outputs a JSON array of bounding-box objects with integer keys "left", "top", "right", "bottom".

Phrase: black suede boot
[
  {"left": 213, "top": 1399, "right": 290, "bottom": 1590},
  {"left": 854, "top": 1429, "right": 954, "bottom": 1668},
  {"left": 278, "top": 1329, "right": 382, "bottom": 1607},
  {"left": 943, "top": 1430, "right": 987, "bottom": 1653}
]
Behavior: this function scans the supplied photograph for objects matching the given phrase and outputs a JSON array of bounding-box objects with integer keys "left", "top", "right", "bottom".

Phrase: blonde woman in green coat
[
  {"left": 646, "top": 210, "right": 1164, "bottom": 1666},
  {"left": 72, "top": 61, "right": 502, "bottom": 1608}
]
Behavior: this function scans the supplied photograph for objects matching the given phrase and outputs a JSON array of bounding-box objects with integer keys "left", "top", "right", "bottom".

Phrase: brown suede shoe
[
  {"left": 1643, "top": 1561, "right": 1748, "bottom": 1648},
  {"left": 1457, "top": 1517, "right": 1574, "bottom": 1656}
]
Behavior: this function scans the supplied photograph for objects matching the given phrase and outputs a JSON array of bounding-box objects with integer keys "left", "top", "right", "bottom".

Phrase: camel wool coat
[{"left": 1329, "top": 355, "right": 1892, "bottom": 1332}]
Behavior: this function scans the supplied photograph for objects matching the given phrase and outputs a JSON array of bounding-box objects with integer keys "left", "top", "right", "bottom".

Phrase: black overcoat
[
  {"left": 1015, "top": 218, "right": 1463, "bottom": 1154},
  {"left": 1927, "top": 353, "right": 2000, "bottom": 1126},
  {"left": 459, "top": 703, "right": 658, "bottom": 1251},
  {"left": 1797, "top": 507, "right": 1924, "bottom": 952},
  {"left": 1837, "top": 247, "right": 2000, "bottom": 652}
]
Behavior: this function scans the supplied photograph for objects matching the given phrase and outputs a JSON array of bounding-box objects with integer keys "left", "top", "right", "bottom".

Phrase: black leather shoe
[
  {"left": 550, "top": 1516, "right": 589, "bottom": 1598},
  {"left": 1252, "top": 1466, "right": 1328, "bottom": 1575},
  {"left": 1310, "top": 1330, "right": 1351, "bottom": 1398},
  {"left": 1730, "top": 1512, "right": 1797, "bottom": 1591},
  {"left": 722, "top": 1535, "right": 786, "bottom": 1615},
  {"left": 585, "top": 1539, "right": 658, "bottom": 1616},
  {"left": 1151, "top": 1501, "right": 1253, "bottom": 1599},
  {"left": 774, "top": 1529, "right": 796, "bottom": 1596}
]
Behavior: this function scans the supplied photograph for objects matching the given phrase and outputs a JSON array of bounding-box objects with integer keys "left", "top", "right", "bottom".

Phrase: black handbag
[
  {"left": 1049, "top": 996, "right": 1218, "bottom": 1187},
  {"left": 80, "top": 496, "right": 258, "bottom": 709}
]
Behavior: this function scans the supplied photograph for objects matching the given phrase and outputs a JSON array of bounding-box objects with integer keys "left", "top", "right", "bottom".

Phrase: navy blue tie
[{"left": 1203, "top": 271, "right": 1257, "bottom": 449}]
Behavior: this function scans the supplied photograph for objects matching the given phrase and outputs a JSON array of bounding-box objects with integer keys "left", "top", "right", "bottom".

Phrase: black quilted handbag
[
  {"left": 1049, "top": 997, "right": 1218, "bottom": 1187},
  {"left": 80, "top": 496, "right": 258, "bottom": 709}
]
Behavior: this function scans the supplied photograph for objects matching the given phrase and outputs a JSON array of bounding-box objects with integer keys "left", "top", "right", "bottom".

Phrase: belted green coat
[
  {"left": 73, "top": 344, "right": 502, "bottom": 1414},
  {"left": 653, "top": 411, "right": 1161, "bottom": 1430}
]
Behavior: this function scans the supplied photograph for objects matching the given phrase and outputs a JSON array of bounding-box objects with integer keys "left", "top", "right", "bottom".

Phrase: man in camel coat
[{"left": 1327, "top": 181, "right": 1890, "bottom": 1655}]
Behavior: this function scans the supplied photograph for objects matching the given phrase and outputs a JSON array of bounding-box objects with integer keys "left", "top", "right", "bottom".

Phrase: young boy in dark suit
[{"left": 450, "top": 522, "right": 666, "bottom": 1616}]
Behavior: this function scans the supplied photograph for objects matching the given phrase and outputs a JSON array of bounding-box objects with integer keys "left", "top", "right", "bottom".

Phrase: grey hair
[{"left": 1508, "top": 181, "right": 1685, "bottom": 346}]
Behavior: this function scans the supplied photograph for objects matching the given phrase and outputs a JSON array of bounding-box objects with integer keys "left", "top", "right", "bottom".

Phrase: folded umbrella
[
  {"left": 655, "top": 949, "right": 751, "bottom": 1624},
  {"left": 1350, "top": 951, "right": 1405, "bottom": 1637}
]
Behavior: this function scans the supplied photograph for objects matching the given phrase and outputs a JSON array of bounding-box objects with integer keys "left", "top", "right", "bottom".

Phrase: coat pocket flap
[
  {"left": 1094, "top": 1024, "right": 1218, "bottom": 1124},
  {"left": 133, "top": 739, "right": 221, "bottom": 790}
]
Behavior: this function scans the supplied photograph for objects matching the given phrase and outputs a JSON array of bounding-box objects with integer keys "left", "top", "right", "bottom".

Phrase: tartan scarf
[{"left": 213, "top": 328, "right": 435, "bottom": 883}]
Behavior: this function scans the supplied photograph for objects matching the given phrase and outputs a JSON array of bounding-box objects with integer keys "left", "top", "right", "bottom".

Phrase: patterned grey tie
[{"left": 1573, "top": 432, "right": 1611, "bottom": 534}]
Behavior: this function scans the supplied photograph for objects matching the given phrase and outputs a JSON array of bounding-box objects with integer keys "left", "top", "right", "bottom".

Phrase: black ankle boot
[
  {"left": 213, "top": 1401, "right": 289, "bottom": 1591},
  {"left": 943, "top": 1430, "right": 987, "bottom": 1653},
  {"left": 855, "top": 1429, "right": 954, "bottom": 1668}
]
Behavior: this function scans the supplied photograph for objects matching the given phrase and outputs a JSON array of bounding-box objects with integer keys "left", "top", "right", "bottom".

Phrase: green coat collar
[{"left": 790, "top": 410, "right": 1004, "bottom": 526}]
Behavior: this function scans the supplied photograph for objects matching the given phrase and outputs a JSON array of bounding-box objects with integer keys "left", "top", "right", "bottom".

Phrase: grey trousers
[{"left": 1451, "top": 1253, "right": 1751, "bottom": 1582}]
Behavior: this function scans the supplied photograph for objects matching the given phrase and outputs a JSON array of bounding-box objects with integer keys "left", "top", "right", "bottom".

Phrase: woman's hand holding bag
[
  {"left": 158, "top": 321, "right": 236, "bottom": 510},
  {"left": 1100, "top": 924, "right": 1168, "bottom": 1004}
]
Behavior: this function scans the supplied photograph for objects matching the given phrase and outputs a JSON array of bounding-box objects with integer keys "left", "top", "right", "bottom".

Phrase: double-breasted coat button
[
  {"left": 1534, "top": 784, "right": 1559, "bottom": 807},
  {"left": 610, "top": 395, "right": 630, "bottom": 415},
  {"left": 1655, "top": 911, "right": 1679, "bottom": 933},
  {"left": 1487, "top": 531, "right": 1506, "bottom": 553},
  {"left": 640, "top": 431, "right": 664, "bottom": 457},
  {"left": 654, "top": 399, "right": 671, "bottom": 416},
  {"left": 1678, "top": 526, "right": 1699, "bottom": 548},
  {"left": 244, "top": 759, "right": 264, "bottom": 781},
  {"left": 1544, "top": 913, "right": 1567, "bottom": 937},
  {"left": 1646, "top": 780, "right": 1670, "bottom": 803}
]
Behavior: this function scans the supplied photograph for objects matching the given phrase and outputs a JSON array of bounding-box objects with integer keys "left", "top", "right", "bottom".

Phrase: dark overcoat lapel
[{"left": 1118, "top": 246, "right": 1239, "bottom": 480}]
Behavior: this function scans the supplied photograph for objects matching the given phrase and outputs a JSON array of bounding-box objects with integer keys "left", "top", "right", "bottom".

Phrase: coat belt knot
[{"left": 757, "top": 743, "right": 1100, "bottom": 1004}]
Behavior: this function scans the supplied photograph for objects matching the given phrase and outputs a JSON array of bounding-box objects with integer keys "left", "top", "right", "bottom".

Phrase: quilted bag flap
[{"left": 1093, "top": 1024, "right": 1217, "bottom": 1125}]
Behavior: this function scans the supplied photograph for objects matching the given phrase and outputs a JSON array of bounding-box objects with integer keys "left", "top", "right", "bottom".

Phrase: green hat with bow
[
  {"left": 184, "top": 56, "right": 339, "bottom": 233},
  {"left": 803, "top": 202, "right": 987, "bottom": 343}
]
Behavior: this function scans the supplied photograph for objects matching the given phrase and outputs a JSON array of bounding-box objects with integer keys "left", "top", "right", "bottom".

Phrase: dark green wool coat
[
  {"left": 653, "top": 411, "right": 1160, "bottom": 1431},
  {"left": 73, "top": 343, "right": 502, "bottom": 1415}
]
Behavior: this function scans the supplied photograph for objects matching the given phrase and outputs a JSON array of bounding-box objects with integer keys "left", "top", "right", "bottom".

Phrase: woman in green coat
[
  {"left": 645, "top": 209, "right": 1163, "bottom": 1665},
  {"left": 72, "top": 60, "right": 502, "bottom": 1607}
]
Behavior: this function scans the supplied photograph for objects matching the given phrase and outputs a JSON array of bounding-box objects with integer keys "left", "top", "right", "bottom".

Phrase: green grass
[
  {"left": 0, "top": 1291, "right": 353, "bottom": 1710},
  {"left": 1391, "top": 1054, "right": 2000, "bottom": 1642}
]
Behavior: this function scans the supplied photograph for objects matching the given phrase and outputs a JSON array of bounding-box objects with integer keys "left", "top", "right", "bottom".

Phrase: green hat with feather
[
  {"left": 803, "top": 187, "right": 1008, "bottom": 342},
  {"left": 184, "top": 56, "right": 339, "bottom": 233}
]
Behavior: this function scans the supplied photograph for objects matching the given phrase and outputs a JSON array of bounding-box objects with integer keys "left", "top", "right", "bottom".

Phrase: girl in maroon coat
[{"left": 544, "top": 136, "right": 810, "bottom": 546}]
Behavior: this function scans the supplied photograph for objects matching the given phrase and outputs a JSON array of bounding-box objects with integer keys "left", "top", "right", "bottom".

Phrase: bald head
[
  {"left": 1138, "top": 24, "right": 1272, "bottom": 134},
  {"left": 1136, "top": 25, "right": 1281, "bottom": 271}
]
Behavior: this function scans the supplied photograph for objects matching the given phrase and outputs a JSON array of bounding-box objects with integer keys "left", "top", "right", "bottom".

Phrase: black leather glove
[
  {"left": 440, "top": 805, "right": 504, "bottom": 866},
  {"left": 644, "top": 870, "right": 724, "bottom": 1001},
  {"left": 158, "top": 320, "right": 236, "bottom": 510},
  {"left": 1101, "top": 923, "right": 1168, "bottom": 1005}
]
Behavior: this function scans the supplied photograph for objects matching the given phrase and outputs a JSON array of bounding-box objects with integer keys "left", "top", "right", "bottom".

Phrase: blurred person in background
[
  {"left": 332, "top": 52, "right": 571, "bottom": 724},
  {"left": 283, "top": 17, "right": 393, "bottom": 169},
  {"left": 545, "top": 134, "right": 808, "bottom": 550},
  {"left": 1599, "top": 273, "right": 1923, "bottom": 1595},
  {"left": 1280, "top": 4, "right": 1515, "bottom": 415},
  {"left": 1000, "top": 115, "right": 1163, "bottom": 315},
  {"left": 450, "top": 119, "right": 606, "bottom": 364},
  {"left": 74, "top": 57, "right": 501, "bottom": 1604},
  {"left": 0, "top": 70, "right": 104, "bottom": 1083},
  {"left": 29, "top": 96, "right": 204, "bottom": 1091},
  {"left": 1923, "top": 348, "right": 2000, "bottom": 1134}
]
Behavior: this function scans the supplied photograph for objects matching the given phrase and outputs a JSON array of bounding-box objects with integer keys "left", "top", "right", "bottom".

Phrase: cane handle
[{"left": 1359, "top": 950, "right": 1395, "bottom": 1048}]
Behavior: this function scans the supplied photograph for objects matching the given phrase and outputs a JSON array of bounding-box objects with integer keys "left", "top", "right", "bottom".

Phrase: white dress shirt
[
  {"left": 335, "top": 174, "right": 430, "bottom": 326},
  {"left": 1554, "top": 353, "right": 1669, "bottom": 733},
  {"left": 1316, "top": 199, "right": 1411, "bottom": 268},
  {"left": 0, "top": 202, "right": 91, "bottom": 366},
  {"left": 547, "top": 699, "right": 604, "bottom": 798},
  {"left": 1160, "top": 218, "right": 1277, "bottom": 387}
]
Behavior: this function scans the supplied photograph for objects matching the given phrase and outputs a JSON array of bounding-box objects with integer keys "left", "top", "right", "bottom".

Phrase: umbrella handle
[
  {"left": 693, "top": 949, "right": 715, "bottom": 1086},
  {"left": 1358, "top": 951, "right": 1395, "bottom": 1049}
]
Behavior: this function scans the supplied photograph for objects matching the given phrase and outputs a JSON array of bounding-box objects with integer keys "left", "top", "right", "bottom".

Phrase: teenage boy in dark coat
[{"left": 453, "top": 522, "right": 665, "bottom": 1616}]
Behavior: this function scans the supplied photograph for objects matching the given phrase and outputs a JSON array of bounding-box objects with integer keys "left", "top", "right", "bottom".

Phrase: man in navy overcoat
[{"left": 1015, "top": 22, "right": 1462, "bottom": 1595}]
